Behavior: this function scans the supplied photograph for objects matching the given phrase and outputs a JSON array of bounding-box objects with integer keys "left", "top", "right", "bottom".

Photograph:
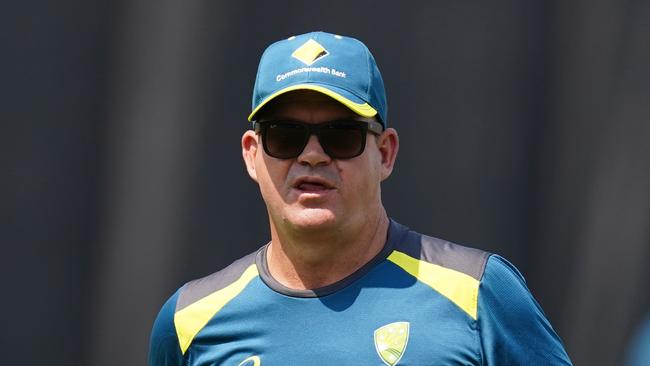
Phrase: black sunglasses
[{"left": 254, "top": 119, "right": 384, "bottom": 159}]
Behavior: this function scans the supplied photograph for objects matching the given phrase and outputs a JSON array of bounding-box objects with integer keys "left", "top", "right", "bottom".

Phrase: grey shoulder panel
[
  {"left": 175, "top": 250, "right": 259, "bottom": 312},
  {"left": 392, "top": 221, "right": 491, "bottom": 281}
]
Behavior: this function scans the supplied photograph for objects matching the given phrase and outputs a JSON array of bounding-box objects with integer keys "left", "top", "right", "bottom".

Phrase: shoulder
[
  {"left": 476, "top": 254, "right": 537, "bottom": 323},
  {"left": 176, "top": 250, "right": 260, "bottom": 312},
  {"left": 148, "top": 288, "right": 183, "bottom": 365},
  {"left": 477, "top": 254, "right": 543, "bottom": 320},
  {"left": 390, "top": 220, "right": 492, "bottom": 281},
  {"left": 386, "top": 221, "right": 571, "bottom": 363},
  {"left": 477, "top": 255, "right": 572, "bottom": 364},
  {"left": 387, "top": 220, "right": 492, "bottom": 320},
  {"left": 148, "top": 249, "right": 262, "bottom": 362}
]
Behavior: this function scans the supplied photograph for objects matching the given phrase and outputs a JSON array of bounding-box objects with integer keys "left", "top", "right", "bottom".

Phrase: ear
[
  {"left": 242, "top": 130, "right": 259, "bottom": 183},
  {"left": 376, "top": 127, "right": 399, "bottom": 181}
]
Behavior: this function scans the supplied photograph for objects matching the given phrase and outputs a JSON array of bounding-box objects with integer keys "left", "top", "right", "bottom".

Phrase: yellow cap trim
[
  {"left": 387, "top": 250, "right": 480, "bottom": 320},
  {"left": 248, "top": 84, "right": 377, "bottom": 121},
  {"left": 174, "top": 265, "right": 259, "bottom": 354}
]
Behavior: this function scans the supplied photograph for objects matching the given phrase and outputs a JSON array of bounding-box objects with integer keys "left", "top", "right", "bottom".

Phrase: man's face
[{"left": 242, "top": 91, "right": 398, "bottom": 235}]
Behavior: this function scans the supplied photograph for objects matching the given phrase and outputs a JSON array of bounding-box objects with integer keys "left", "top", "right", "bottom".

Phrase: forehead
[{"left": 258, "top": 90, "right": 372, "bottom": 122}]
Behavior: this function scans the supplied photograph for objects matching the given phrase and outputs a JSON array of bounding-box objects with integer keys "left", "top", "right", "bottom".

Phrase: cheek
[
  {"left": 255, "top": 155, "right": 291, "bottom": 197},
  {"left": 339, "top": 156, "right": 382, "bottom": 197}
]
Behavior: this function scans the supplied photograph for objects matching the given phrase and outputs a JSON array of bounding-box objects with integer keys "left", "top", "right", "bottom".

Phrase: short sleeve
[
  {"left": 148, "top": 289, "right": 184, "bottom": 366},
  {"left": 477, "top": 255, "right": 572, "bottom": 365}
]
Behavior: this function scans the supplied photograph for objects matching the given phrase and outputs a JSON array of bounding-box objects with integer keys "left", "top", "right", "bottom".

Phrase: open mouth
[
  {"left": 293, "top": 177, "right": 335, "bottom": 192},
  {"left": 297, "top": 182, "right": 328, "bottom": 191}
]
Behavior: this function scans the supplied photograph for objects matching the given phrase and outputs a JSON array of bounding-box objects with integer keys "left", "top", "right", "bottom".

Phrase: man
[{"left": 149, "top": 31, "right": 572, "bottom": 365}]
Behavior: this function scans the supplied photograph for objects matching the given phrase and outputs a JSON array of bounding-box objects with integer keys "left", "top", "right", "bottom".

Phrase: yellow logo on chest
[
  {"left": 238, "top": 355, "right": 261, "bottom": 366},
  {"left": 374, "top": 321, "right": 410, "bottom": 366}
]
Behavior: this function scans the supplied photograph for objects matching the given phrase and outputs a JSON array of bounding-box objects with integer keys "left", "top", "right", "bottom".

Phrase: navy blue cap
[{"left": 248, "top": 31, "right": 387, "bottom": 125}]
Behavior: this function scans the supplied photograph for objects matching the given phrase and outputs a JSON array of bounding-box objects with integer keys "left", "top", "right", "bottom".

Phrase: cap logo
[{"left": 291, "top": 39, "right": 329, "bottom": 66}]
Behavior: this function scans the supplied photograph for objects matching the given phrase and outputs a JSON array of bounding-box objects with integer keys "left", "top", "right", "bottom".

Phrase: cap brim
[{"left": 248, "top": 84, "right": 377, "bottom": 121}]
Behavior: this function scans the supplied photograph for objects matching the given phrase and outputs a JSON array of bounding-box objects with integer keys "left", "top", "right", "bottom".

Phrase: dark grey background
[{"left": 2, "top": 1, "right": 649, "bottom": 365}]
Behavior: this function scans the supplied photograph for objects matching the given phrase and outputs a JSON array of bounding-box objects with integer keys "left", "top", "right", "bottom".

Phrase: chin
[{"left": 286, "top": 208, "right": 339, "bottom": 231}]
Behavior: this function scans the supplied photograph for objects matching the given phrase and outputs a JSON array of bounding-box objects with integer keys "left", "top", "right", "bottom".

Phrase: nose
[{"left": 297, "top": 135, "right": 331, "bottom": 166}]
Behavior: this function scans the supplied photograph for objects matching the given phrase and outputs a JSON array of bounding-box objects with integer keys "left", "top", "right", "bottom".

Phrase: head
[{"left": 242, "top": 32, "right": 398, "bottom": 235}]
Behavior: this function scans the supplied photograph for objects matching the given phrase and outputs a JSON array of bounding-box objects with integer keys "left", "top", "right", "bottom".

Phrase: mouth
[{"left": 292, "top": 177, "right": 335, "bottom": 193}]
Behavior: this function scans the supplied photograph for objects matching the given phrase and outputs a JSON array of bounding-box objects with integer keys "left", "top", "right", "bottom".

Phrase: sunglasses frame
[{"left": 253, "top": 119, "right": 384, "bottom": 159}]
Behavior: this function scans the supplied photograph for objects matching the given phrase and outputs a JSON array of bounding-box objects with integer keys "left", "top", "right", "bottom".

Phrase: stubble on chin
[{"left": 281, "top": 205, "right": 339, "bottom": 231}]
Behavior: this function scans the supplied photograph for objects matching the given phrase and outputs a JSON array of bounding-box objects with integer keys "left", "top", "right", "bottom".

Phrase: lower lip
[{"left": 291, "top": 186, "right": 334, "bottom": 198}]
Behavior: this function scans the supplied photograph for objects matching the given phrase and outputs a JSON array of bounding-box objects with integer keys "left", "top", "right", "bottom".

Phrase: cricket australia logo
[
  {"left": 374, "top": 321, "right": 410, "bottom": 365},
  {"left": 291, "top": 39, "right": 329, "bottom": 65},
  {"left": 238, "top": 355, "right": 261, "bottom": 366}
]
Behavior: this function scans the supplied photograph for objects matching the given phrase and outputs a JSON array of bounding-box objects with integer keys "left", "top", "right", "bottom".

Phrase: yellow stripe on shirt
[
  {"left": 174, "top": 264, "right": 259, "bottom": 354},
  {"left": 387, "top": 250, "right": 480, "bottom": 320}
]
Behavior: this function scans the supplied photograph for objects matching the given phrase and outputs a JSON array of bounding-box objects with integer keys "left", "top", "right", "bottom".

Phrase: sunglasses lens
[
  {"left": 264, "top": 123, "right": 308, "bottom": 158},
  {"left": 260, "top": 121, "right": 368, "bottom": 159},
  {"left": 319, "top": 123, "right": 365, "bottom": 159}
]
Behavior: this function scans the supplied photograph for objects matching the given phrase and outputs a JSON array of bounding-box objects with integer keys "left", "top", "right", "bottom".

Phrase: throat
[{"left": 266, "top": 213, "right": 389, "bottom": 291}]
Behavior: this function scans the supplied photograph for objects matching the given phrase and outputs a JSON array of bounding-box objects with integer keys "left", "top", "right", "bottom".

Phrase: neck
[{"left": 266, "top": 207, "right": 390, "bottom": 290}]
